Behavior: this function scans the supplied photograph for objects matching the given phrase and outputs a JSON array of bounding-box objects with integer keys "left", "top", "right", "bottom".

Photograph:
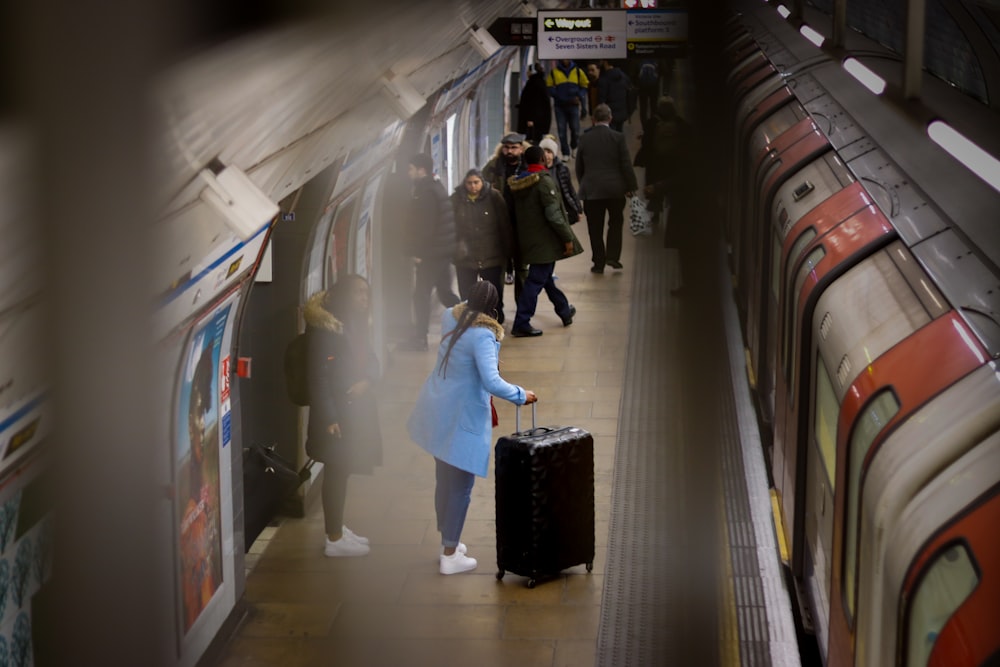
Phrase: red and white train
[{"left": 724, "top": 2, "right": 1000, "bottom": 666}]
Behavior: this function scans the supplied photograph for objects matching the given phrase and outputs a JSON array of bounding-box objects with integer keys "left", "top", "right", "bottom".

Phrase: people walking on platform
[
  {"left": 407, "top": 281, "right": 537, "bottom": 575},
  {"left": 516, "top": 64, "right": 552, "bottom": 145},
  {"left": 636, "top": 59, "right": 660, "bottom": 129},
  {"left": 642, "top": 96, "right": 694, "bottom": 296},
  {"left": 400, "top": 153, "right": 461, "bottom": 352},
  {"left": 304, "top": 275, "right": 383, "bottom": 557},
  {"left": 597, "top": 60, "right": 633, "bottom": 133},
  {"left": 450, "top": 168, "right": 512, "bottom": 324},
  {"left": 507, "top": 145, "right": 583, "bottom": 337},
  {"left": 585, "top": 63, "right": 601, "bottom": 127},
  {"left": 545, "top": 59, "right": 589, "bottom": 159},
  {"left": 539, "top": 135, "right": 583, "bottom": 226},
  {"left": 575, "top": 104, "right": 638, "bottom": 274},
  {"left": 483, "top": 133, "right": 528, "bottom": 301},
  {"left": 636, "top": 95, "right": 678, "bottom": 224}
]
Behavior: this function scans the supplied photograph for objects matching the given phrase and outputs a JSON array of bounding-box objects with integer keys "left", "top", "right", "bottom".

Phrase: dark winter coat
[
  {"left": 507, "top": 167, "right": 583, "bottom": 265},
  {"left": 550, "top": 158, "right": 582, "bottom": 224},
  {"left": 304, "top": 292, "right": 382, "bottom": 473},
  {"left": 575, "top": 124, "right": 638, "bottom": 200},
  {"left": 597, "top": 66, "right": 632, "bottom": 126},
  {"left": 450, "top": 182, "right": 512, "bottom": 270},
  {"left": 516, "top": 72, "right": 552, "bottom": 143},
  {"left": 406, "top": 175, "right": 457, "bottom": 260}
]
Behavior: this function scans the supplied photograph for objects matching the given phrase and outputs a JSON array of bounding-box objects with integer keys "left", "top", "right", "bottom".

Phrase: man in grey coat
[{"left": 575, "top": 104, "right": 638, "bottom": 274}]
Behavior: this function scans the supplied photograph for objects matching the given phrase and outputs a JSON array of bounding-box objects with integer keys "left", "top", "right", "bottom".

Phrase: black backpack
[{"left": 283, "top": 331, "right": 310, "bottom": 406}]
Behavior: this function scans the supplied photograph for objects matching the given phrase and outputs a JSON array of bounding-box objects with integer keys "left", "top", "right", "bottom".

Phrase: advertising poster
[{"left": 174, "top": 305, "right": 230, "bottom": 634}]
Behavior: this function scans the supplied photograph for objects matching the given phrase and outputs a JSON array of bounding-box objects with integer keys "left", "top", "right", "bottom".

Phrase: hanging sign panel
[
  {"left": 537, "top": 10, "right": 628, "bottom": 60},
  {"left": 626, "top": 9, "right": 689, "bottom": 57}
]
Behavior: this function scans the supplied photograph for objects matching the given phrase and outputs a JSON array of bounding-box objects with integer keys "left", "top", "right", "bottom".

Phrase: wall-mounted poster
[{"left": 174, "top": 305, "right": 230, "bottom": 634}]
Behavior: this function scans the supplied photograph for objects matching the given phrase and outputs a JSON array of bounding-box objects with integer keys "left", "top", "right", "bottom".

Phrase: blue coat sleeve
[{"left": 472, "top": 334, "right": 526, "bottom": 405}]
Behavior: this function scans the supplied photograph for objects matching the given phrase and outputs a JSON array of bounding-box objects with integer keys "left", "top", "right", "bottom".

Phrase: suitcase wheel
[
  {"left": 496, "top": 570, "right": 505, "bottom": 581},
  {"left": 586, "top": 562, "right": 593, "bottom": 572},
  {"left": 527, "top": 578, "right": 537, "bottom": 589}
]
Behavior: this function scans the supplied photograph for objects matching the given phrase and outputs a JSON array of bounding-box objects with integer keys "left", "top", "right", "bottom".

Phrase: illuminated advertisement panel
[{"left": 174, "top": 305, "right": 231, "bottom": 634}]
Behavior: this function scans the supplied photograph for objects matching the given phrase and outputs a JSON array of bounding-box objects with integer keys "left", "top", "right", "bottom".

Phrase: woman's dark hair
[
  {"left": 438, "top": 280, "right": 499, "bottom": 378},
  {"left": 464, "top": 168, "right": 484, "bottom": 181}
]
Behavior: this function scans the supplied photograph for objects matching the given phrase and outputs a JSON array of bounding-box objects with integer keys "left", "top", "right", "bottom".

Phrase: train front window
[
  {"left": 813, "top": 356, "right": 838, "bottom": 489},
  {"left": 905, "top": 542, "right": 979, "bottom": 667},
  {"left": 843, "top": 390, "right": 900, "bottom": 623}
]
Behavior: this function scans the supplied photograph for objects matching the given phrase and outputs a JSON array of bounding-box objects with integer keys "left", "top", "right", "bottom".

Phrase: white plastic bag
[{"left": 629, "top": 195, "right": 653, "bottom": 236}]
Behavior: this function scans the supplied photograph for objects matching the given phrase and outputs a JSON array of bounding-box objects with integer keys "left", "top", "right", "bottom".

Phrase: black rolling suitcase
[{"left": 494, "top": 404, "right": 595, "bottom": 588}]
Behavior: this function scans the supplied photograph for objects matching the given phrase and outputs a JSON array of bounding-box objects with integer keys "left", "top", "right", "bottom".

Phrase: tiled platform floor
[{"left": 218, "top": 197, "right": 638, "bottom": 667}]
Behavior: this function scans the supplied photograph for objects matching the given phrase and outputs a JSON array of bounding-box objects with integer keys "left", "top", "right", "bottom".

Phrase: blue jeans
[
  {"left": 435, "top": 458, "right": 475, "bottom": 548},
  {"left": 513, "top": 262, "right": 571, "bottom": 331},
  {"left": 554, "top": 104, "right": 582, "bottom": 156}
]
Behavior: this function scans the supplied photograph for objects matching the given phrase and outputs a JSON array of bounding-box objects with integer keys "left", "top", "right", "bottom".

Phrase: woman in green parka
[{"left": 506, "top": 145, "right": 583, "bottom": 337}]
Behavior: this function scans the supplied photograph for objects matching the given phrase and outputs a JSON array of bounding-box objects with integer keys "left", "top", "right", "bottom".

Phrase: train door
[
  {"left": 804, "top": 244, "right": 956, "bottom": 661},
  {"left": 899, "top": 475, "right": 1000, "bottom": 667},
  {"left": 762, "top": 154, "right": 853, "bottom": 430}
]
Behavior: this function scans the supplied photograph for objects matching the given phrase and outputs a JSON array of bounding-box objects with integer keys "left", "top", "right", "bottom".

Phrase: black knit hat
[{"left": 524, "top": 145, "right": 545, "bottom": 165}]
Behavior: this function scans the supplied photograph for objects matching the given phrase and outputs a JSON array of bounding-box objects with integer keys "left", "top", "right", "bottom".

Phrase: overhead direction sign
[
  {"left": 537, "top": 10, "right": 628, "bottom": 60},
  {"left": 626, "top": 9, "right": 688, "bottom": 56}
]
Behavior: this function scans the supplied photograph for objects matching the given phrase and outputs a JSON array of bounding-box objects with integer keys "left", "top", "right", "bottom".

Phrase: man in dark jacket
[
  {"left": 482, "top": 133, "right": 528, "bottom": 299},
  {"left": 400, "top": 153, "right": 461, "bottom": 351},
  {"left": 516, "top": 64, "right": 552, "bottom": 145},
  {"left": 576, "top": 104, "right": 638, "bottom": 274},
  {"left": 597, "top": 60, "right": 633, "bottom": 133},
  {"left": 506, "top": 146, "right": 583, "bottom": 337}
]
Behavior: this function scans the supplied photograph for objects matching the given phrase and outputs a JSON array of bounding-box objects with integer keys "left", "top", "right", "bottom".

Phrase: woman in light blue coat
[{"left": 407, "top": 281, "right": 537, "bottom": 575}]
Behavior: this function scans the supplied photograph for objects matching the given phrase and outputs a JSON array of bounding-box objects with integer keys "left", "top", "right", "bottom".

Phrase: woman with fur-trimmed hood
[
  {"left": 407, "top": 281, "right": 537, "bottom": 575},
  {"left": 305, "top": 275, "right": 383, "bottom": 557}
]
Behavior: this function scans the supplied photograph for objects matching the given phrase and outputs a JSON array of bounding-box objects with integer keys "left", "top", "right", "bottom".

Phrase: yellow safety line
[
  {"left": 720, "top": 474, "right": 741, "bottom": 666},
  {"left": 770, "top": 488, "right": 791, "bottom": 565},
  {"left": 744, "top": 347, "right": 757, "bottom": 390}
]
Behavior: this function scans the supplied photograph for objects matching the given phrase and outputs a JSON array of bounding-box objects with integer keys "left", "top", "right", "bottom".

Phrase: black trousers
[
  {"left": 413, "top": 258, "right": 460, "bottom": 338},
  {"left": 583, "top": 197, "right": 626, "bottom": 269}
]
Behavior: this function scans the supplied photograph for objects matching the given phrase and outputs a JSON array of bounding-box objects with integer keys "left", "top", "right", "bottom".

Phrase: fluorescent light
[
  {"left": 843, "top": 58, "right": 886, "bottom": 95},
  {"left": 928, "top": 121, "right": 1000, "bottom": 194},
  {"left": 800, "top": 25, "right": 825, "bottom": 47},
  {"left": 777, "top": 4, "right": 791, "bottom": 18}
]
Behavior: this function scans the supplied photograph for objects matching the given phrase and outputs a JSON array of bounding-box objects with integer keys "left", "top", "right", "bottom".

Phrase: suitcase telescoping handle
[{"left": 514, "top": 402, "right": 537, "bottom": 434}]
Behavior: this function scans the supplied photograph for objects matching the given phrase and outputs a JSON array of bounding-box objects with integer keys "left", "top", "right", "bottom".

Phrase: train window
[
  {"left": 747, "top": 104, "right": 799, "bottom": 161},
  {"left": 905, "top": 542, "right": 979, "bottom": 667},
  {"left": 843, "top": 390, "right": 900, "bottom": 624},
  {"left": 784, "top": 245, "right": 825, "bottom": 391},
  {"left": 813, "top": 356, "right": 838, "bottom": 489}
]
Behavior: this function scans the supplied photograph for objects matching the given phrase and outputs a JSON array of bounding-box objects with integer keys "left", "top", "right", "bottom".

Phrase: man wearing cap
[
  {"left": 506, "top": 145, "right": 582, "bottom": 337},
  {"left": 482, "top": 133, "right": 528, "bottom": 300}
]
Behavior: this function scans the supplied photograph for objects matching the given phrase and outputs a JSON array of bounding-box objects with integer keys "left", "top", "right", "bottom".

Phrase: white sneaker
[
  {"left": 342, "top": 526, "right": 369, "bottom": 545},
  {"left": 439, "top": 551, "right": 477, "bottom": 575},
  {"left": 324, "top": 535, "right": 370, "bottom": 557},
  {"left": 440, "top": 542, "right": 467, "bottom": 556}
]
